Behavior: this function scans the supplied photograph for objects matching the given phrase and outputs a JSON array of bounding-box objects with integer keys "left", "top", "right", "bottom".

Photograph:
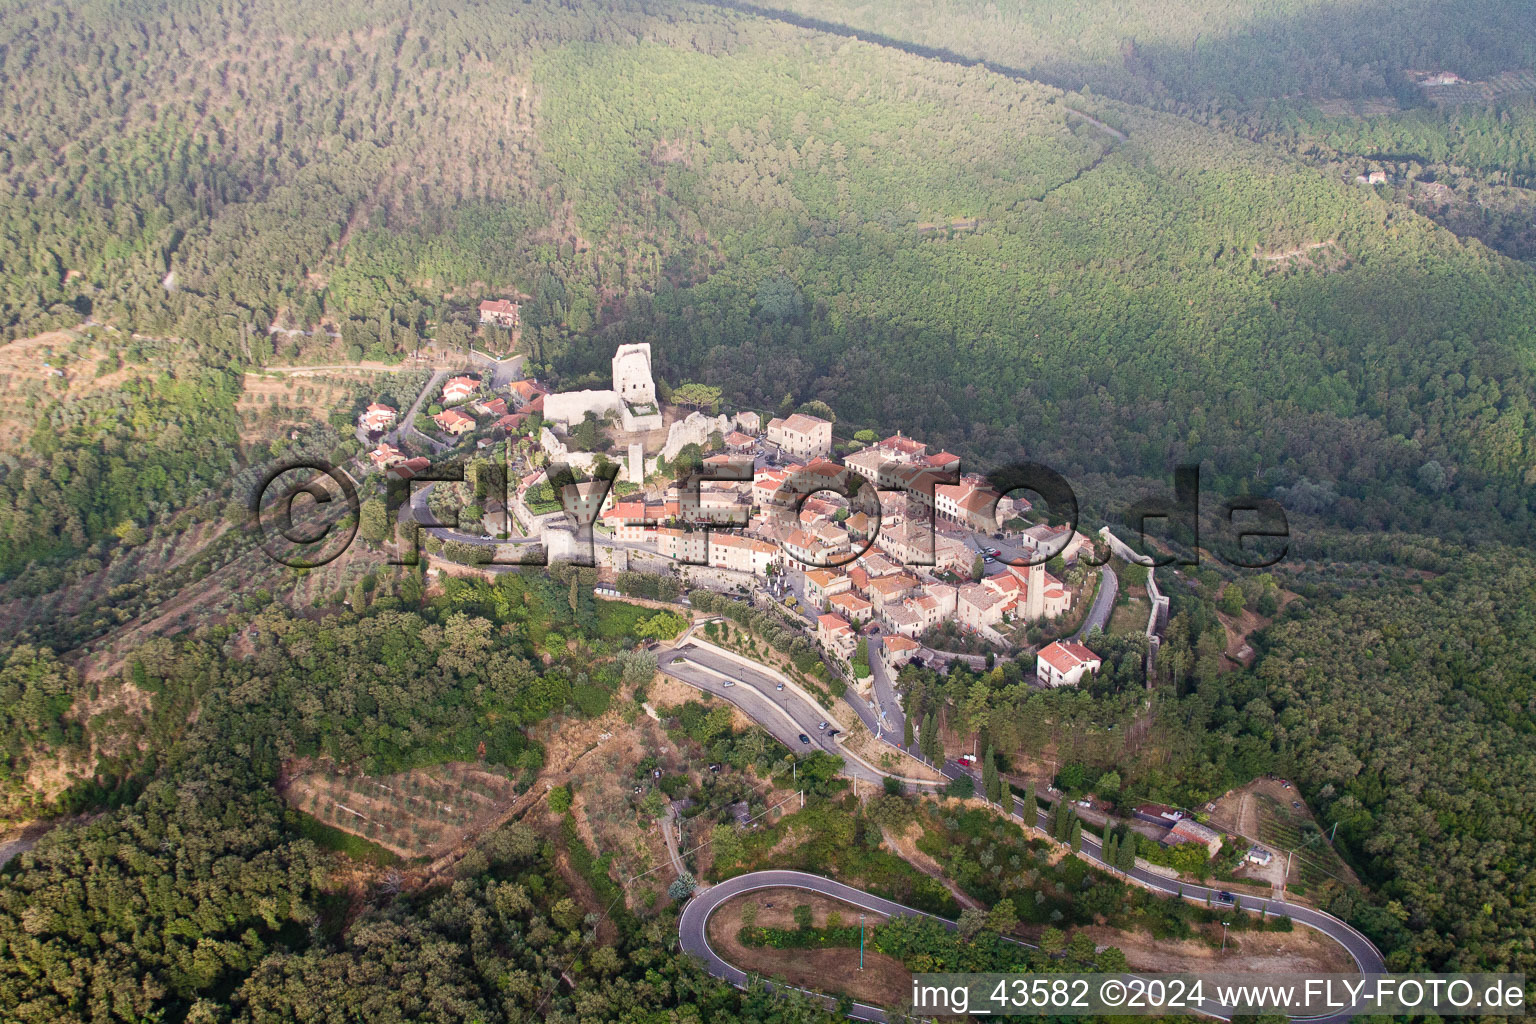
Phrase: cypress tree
[
  {"left": 903, "top": 713, "right": 913, "bottom": 749},
  {"left": 1103, "top": 833, "right": 1118, "bottom": 868},
  {"left": 1118, "top": 832, "right": 1137, "bottom": 872},
  {"left": 1070, "top": 818, "right": 1083, "bottom": 853},
  {"left": 1045, "top": 801, "right": 1059, "bottom": 838}
]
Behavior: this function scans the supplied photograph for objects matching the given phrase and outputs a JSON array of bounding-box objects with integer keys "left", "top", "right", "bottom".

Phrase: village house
[
  {"left": 387, "top": 456, "right": 432, "bottom": 481},
  {"left": 367, "top": 442, "right": 405, "bottom": 470},
  {"left": 875, "top": 519, "right": 937, "bottom": 567},
  {"left": 875, "top": 431, "right": 927, "bottom": 463},
  {"left": 844, "top": 511, "right": 875, "bottom": 539},
  {"left": 494, "top": 412, "right": 528, "bottom": 434},
  {"left": 602, "top": 500, "right": 655, "bottom": 543},
  {"left": 473, "top": 396, "right": 508, "bottom": 418},
  {"left": 1036, "top": 640, "right": 1102, "bottom": 687},
  {"left": 766, "top": 412, "right": 833, "bottom": 459},
  {"left": 882, "top": 601, "right": 923, "bottom": 637},
  {"left": 442, "top": 376, "right": 478, "bottom": 404},
  {"left": 856, "top": 550, "right": 901, "bottom": 580},
  {"left": 936, "top": 480, "right": 1002, "bottom": 533},
  {"left": 803, "top": 568, "right": 852, "bottom": 606},
  {"left": 828, "top": 591, "right": 873, "bottom": 624},
  {"left": 882, "top": 633, "right": 921, "bottom": 666},
  {"left": 434, "top": 408, "right": 476, "bottom": 435},
  {"left": 985, "top": 563, "right": 1071, "bottom": 621},
  {"left": 735, "top": 411, "right": 762, "bottom": 434},
  {"left": 817, "top": 613, "right": 857, "bottom": 659},
  {"left": 956, "top": 583, "right": 1009, "bottom": 631},
  {"left": 843, "top": 447, "right": 888, "bottom": 485},
  {"left": 812, "top": 522, "right": 850, "bottom": 557},
  {"left": 359, "top": 402, "right": 397, "bottom": 432},
  {"left": 1164, "top": 817, "right": 1223, "bottom": 857},
  {"left": 725, "top": 430, "right": 756, "bottom": 453},
  {"left": 781, "top": 529, "right": 819, "bottom": 565},
  {"left": 706, "top": 533, "right": 778, "bottom": 575},
  {"left": 655, "top": 527, "right": 708, "bottom": 564},
  {"left": 867, "top": 572, "right": 919, "bottom": 612},
  {"left": 901, "top": 592, "right": 946, "bottom": 634},
  {"left": 923, "top": 450, "right": 961, "bottom": 472},
  {"left": 508, "top": 379, "right": 547, "bottom": 408},
  {"left": 924, "top": 581, "right": 959, "bottom": 619},
  {"left": 753, "top": 467, "right": 789, "bottom": 509},
  {"left": 478, "top": 298, "right": 521, "bottom": 328}
]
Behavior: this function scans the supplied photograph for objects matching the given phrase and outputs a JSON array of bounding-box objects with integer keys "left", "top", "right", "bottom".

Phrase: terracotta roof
[
  {"left": 805, "top": 568, "right": 843, "bottom": 588},
  {"left": 1038, "top": 640, "right": 1100, "bottom": 673},
  {"left": 883, "top": 634, "right": 920, "bottom": 652},
  {"left": 781, "top": 412, "right": 830, "bottom": 435},
  {"left": 878, "top": 433, "right": 927, "bottom": 457}
]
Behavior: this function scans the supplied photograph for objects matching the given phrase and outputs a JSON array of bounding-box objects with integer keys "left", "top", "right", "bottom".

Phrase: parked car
[
  {"left": 775, "top": 682, "right": 784, "bottom": 691},
  {"left": 956, "top": 754, "right": 977, "bottom": 767},
  {"left": 817, "top": 721, "right": 828, "bottom": 730},
  {"left": 798, "top": 734, "right": 811, "bottom": 744},
  {"left": 827, "top": 729, "right": 841, "bottom": 738},
  {"left": 721, "top": 680, "right": 735, "bottom": 687}
]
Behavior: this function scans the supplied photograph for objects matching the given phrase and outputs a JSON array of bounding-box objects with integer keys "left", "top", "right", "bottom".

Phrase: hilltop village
[{"left": 355, "top": 339, "right": 1159, "bottom": 692}]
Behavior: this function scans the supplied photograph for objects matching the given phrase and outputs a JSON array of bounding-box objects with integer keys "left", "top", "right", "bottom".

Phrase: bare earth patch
[
  {"left": 880, "top": 822, "right": 983, "bottom": 911},
  {"left": 1080, "top": 921, "right": 1359, "bottom": 974},
  {"left": 707, "top": 888, "right": 910, "bottom": 1007}
]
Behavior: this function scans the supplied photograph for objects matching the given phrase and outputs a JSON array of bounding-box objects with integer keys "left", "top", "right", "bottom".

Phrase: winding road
[
  {"left": 665, "top": 653, "right": 1386, "bottom": 1023},
  {"left": 680, "top": 864, "right": 1382, "bottom": 1024}
]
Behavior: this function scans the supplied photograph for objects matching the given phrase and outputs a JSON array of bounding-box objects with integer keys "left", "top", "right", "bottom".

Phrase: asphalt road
[
  {"left": 677, "top": 868, "right": 953, "bottom": 1022},
  {"left": 939, "top": 762, "right": 1387, "bottom": 981},
  {"left": 865, "top": 637, "right": 908, "bottom": 748},
  {"left": 679, "top": 864, "right": 1381, "bottom": 1024},
  {"left": 666, "top": 688, "right": 1385, "bottom": 1024},
  {"left": 1075, "top": 564, "right": 1118, "bottom": 638},
  {"left": 658, "top": 643, "right": 937, "bottom": 791}
]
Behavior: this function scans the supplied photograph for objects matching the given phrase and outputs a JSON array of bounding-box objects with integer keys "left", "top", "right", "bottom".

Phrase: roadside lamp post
[
  {"left": 1221, "top": 921, "right": 1231, "bottom": 953},
  {"left": 860, "top": 914, "right": 865, "bottom": 970}
]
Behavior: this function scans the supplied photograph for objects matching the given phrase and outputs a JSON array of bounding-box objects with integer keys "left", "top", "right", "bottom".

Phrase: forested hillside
[
  {"left": 1254, "top": 554, "right": 1536, "bottom": 975},
  {"left": 6, "top": 0, "right": 1536, "bottom": 562},
  {"left": 0, "top": 570, "right": 835, "bottom": 1023},
  {"left": 758, "top": 0, "right": 1536, "bottom": 113},
  {"left": 2, "top": 0, "right": 1536, "bottom": 1014}
]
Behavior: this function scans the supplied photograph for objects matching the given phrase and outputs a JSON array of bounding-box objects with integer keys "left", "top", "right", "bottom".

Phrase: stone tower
[{"left": 1026, "top": 560, "right": 1045, "bottom": 621}]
